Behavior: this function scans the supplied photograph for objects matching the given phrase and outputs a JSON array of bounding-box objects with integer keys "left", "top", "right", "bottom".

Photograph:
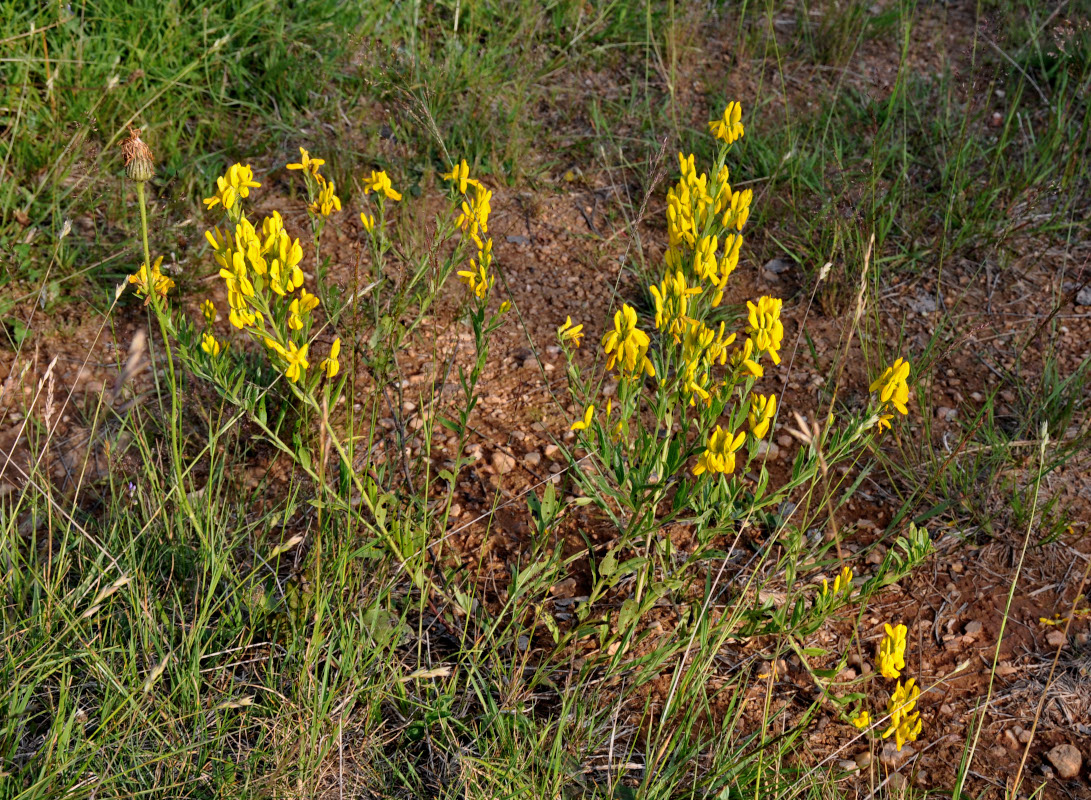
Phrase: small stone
[
  {"left": 522, "top": 357, "right": 536, "bottom": 370},
  {"left": 964, "top": 621, "right": 983, "bottom": 636},
  {"left": 1076, "top": 285, "right": 1091, "bottom": 306},
  {"left": 1019, "top": 729, "right": 1033, "bottom": 744},
  {"left": 756, "top": 441, "right": 780, "bottom": 459},
  {"left": 837, "top": 759, "right": 858, "bottom": 774},
  {"left": 764, "top": 257, "right": 792, "bottom": 274},
  {"left": 887, "top": 773, "right": 907, "bottom": 795},
  {"left": 524, "top": 451, "right": 542, "bottom": 467},
  {"left": 491, "top": 451, "right": 517, "bottom": 474},
  {"left": 867, "top": 549, "right": 883, "bottom": 565},
  {"left": 855, "top": 750, "right": 872, "bottom": 768},
  {"left": 544, "top": 444, "right": 561, "bottom": 459},
  {"left": 1004, "top": 728, "right": 1020, "bottom": 749},
  {"left": 1046, "top": 630, "right": 1067, "bottom": 648},
  {"left": 777, "top": 435, "right": 793, "bottom": 448},
  {"left": 551, "top": 577, "right": 578, "bottom": 597},
  {"left": 940, "top": 703, "right": 954, "bottom": 716},
  {"left": 879, "top": 743, "right": 914, "bottom": 766},
  {"left": 1045, "top": 744, "right": 1082, "bottom": 779}
]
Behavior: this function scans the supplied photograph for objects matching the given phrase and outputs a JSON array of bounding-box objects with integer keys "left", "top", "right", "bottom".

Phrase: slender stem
[
  {"left": 136, "top": 179, "right": 200, "bottom": 537},
  {"left": 137, "top": 182, "right": 151, "bottom": 271}
]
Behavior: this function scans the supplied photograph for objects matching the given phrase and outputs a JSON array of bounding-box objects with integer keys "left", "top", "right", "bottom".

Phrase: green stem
[
  {"left": 137, "top": 182, "right": 151, "bottom": 271},
  {"left": 136, "top": 179, "right": 200, "bottom": 540}
]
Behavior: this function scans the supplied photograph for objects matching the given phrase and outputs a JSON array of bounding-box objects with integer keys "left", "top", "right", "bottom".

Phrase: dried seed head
[{"left": 122, "top": 126, "right": 155, "bottom": 183}]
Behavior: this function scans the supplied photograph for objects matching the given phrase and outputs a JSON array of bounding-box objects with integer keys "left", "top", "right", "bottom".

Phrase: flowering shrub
[{"left": 558, "top": 103, "right": 912, "bottom": 555}]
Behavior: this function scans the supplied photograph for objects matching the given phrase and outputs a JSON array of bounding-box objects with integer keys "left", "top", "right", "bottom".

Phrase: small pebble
[{"left": 1045, "top": 744, "right": 1082, "bottom": 779}]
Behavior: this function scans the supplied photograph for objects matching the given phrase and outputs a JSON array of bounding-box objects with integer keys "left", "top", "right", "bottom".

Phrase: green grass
[{"left": 4, "top": 0, "right": 1091, "bottom": 797}]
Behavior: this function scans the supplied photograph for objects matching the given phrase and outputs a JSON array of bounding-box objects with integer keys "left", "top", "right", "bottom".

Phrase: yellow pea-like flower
[{"left": 571, "top": 404, "right": 594, "bottom": 432}]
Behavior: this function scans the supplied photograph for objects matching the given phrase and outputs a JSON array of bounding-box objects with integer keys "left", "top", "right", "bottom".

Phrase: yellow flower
[
  {"left": 878, "top": 623, "right": 908, "bottom": 679},
  {"left": 851, "top": 710, "right": 871, "bottom": 730},
  {"left": 557, "top": 316, "right": 584, "bottom": 348},
  {"left": 693, "top": 235, "right": 719, "bottom": 283},
  {"left": 882, "top": 678, "right": 922, "bottom": 750},
  {"left": 748, "top": 393, "right": 777, "bottom": 439},
  {"left": 693, "top": 426, "right": 746, "bottom": 476},
  {"left": 709, "top": 101, "right": 745, "bottom": 144},
  {"left": 287, "top": 289, "right": 320, "bottom": 330},
  {"left": 128, "top": 256, "right": 174, "bottom": 303},
  {"left": 441, "top": 159, "right": 479, "bottom": 194},
  {"left": 309, "top": 180, "right": 342, "bottom": 217},
  {"left": 457, "top": 239, "right": 494, "bottom": 299},
  {"left": 226, "top": 163, "right": 260, "bottom": 199},
  {"left": 321, "top": 337, "right": 341, "bottom": 379},
  {"left": 724, "top": 188, "right": 753, "bottom": 231},
  {"left": 885, "top": 710, "right": 922, "bottom": 751},
  {"left": 729, "top": 337, "right": 763, "bottom": 378},
  {"left": 571, "top": 404, "right": 594, "bottom": 432},
  {"left": 649, "top": 270, "right": 701, "bottom": 342},
  {"left": 870, "top": 358, "right": 911, "bottom": 416},
  {"left": 601, "top": 304, "right": 654, "bottom": 378},
  {"left": 205, "top": 226, "right": 229, "bottom": 262},
  {"left": 286, "top": 147, "right": 325, "bottom": 177},
  {"left": 711, "top": 233, "right": 743, "bottom": 305},
  {"left": 200, "top": 332, "right": 223, "bottom": 357},
  {"left": 362, "top": 169, "right": 402, "bottom": 201},
  {"left": 678, "top": 152, "right": 697, "bottom": 182},
  {"left": 713, "top": 165, "right": 732, "bottom": 215},
  {"left": 261, "top": 211, "right": 285, "bottom": 252},
  {"left": 823, "top": 565, "right": 853, "bottom": 596},
  {"left": 875, "top": 413, "right": 893, "bottom": 434},
  {"left": 268, "top": 231, "right": 304, "bottom": 296},
  {"left": 203, "top": 175, "right": 236, "bottom": 211},
  {"left": 746, "top": 296, "right": 784, "bottom": 365},
  {"left": 274, "top": 340, "right": 309, "bottom": 383},
  {"left": 456, "top": 182, "right": 492, "bottom": 242},
  {"left": 360, "top": 212, "right": 375, "bottom": 232},
  {"left": 201, "top": 300, "right": 216, "bottom": 324}
]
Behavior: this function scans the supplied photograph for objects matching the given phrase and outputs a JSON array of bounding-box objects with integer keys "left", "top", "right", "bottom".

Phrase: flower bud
[{"left": 122, "top": 127, "right": 155, "bottom": 183}]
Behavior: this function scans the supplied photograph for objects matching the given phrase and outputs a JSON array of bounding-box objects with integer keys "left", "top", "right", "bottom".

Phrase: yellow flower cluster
[
  {"left": 581, "top": 103, "right": 787, "bottom": 479},
  {"left": 822, "top": 565, "right": 853, "bottom": 597},
  {"left": 602, "top": 305, "right": 654, "bottom": 378},
  {"left": 363, "top": 169, "right": 403, "bottom": 201},
  {"left": 127, "top": 255, "right": 175, "bottom": 304},
  {"left": 878, "top": 622, "right": 907, "bottom": 679},
  {"left": 748, "top": 393, "right": 777, "bottom": 439},
  {"left": 693, "top": 426, "right": 746, "bottom": 476},
  {"left": 709, "top": 101, "right": 745, "bottom": 144},
  {"left": 440, "top": 160, "right": 496, "bottom": 302},
  {"left": 649, "top": 270, "right": 702, "bottom": 343},
  {"left": 202, "top": 163, "right": 261, "bottom": 213},
  {"left": 200, "top": 157, "right": 344, "bottom": 384},
  {"left": 871, "top": 357, "right": 911, "bottom": 432},
  {"left": 746, "top": 297, "right": 784, "bottom": 365},
  {"left": 883, "top": 677, "right": 922, "bottom": 750},
  {"left": 849, "top": 621, "right": 922, "bottom": 751}
]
